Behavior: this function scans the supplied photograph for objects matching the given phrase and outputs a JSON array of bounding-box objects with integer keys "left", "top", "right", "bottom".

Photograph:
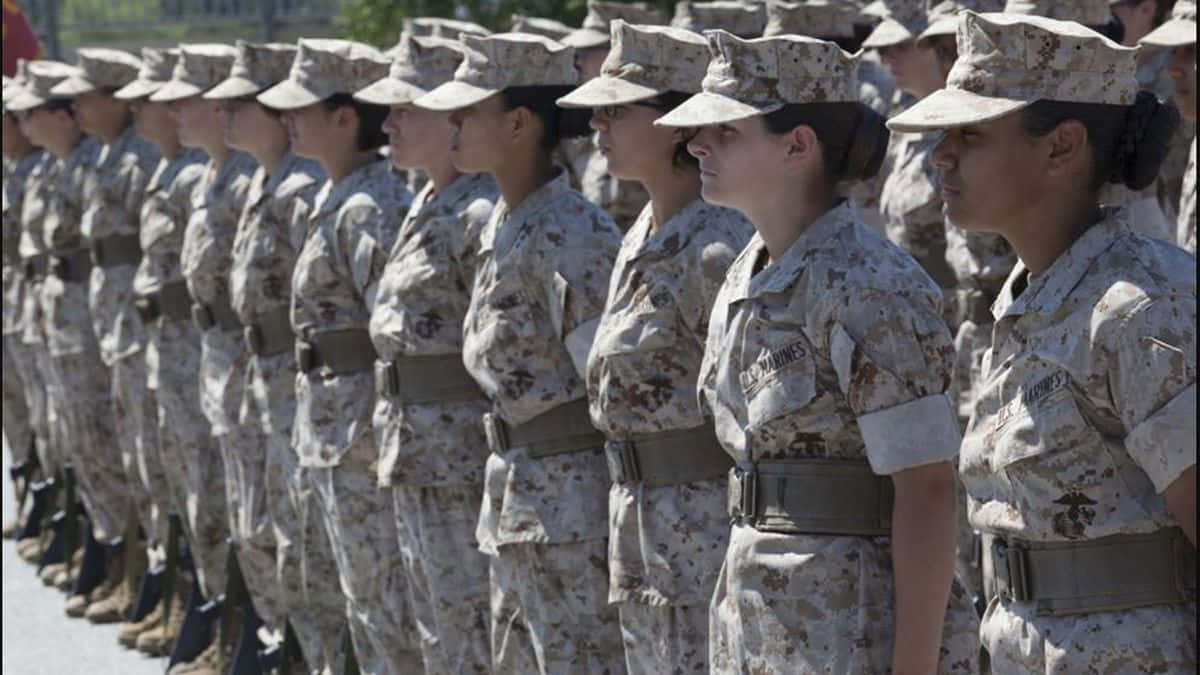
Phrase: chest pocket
[
  {"left": 741, "top": 318, "right": 818, "bottom": 431},
  {"left": 593, "top": 282, "right": 682, "bottom": 357}
]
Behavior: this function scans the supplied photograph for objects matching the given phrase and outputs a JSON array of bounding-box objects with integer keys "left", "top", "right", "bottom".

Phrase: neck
[
  {"left": 423, "top": 152, "right": 462, "bottom": 194},
  {"left": 324, "top": 148, "right": 377, "bottom": 185},
  {"left": 96, "top": 114, "right": 132, "bottom": 145},
  {"left": 1004, "top": 197, "right": 1100, "bottom": 276},
  {"left": 642, "top": 165, "right": 702, "bottom": 231},
  {"left": 251, "top": 141, "right": 288, "bottom": 178},
  {"left": 48, "top": 128, "right": 84, "bottom": 159},
  {"left": 494, "top": 148, "right": 554, "bottom": 211},
  {"left": 4, "top": 138, "right": 36, "bottom": 161},
  {"left": 744, "top": 182, "right": 836, "bottom": 263},
  {"left": 155, "top": 135, "right": 182, "bottom": 161},
  {"left": 203, "top": 139, "right": 230, "bottom": 167}
]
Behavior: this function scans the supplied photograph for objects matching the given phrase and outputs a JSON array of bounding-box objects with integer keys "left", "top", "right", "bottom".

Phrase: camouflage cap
[
  {"left": 860, "top": 0, "right": 926, "bottom": 47},
  {"left": 563, "top": 1, "right": 668, "bottom": 48},
  {"left": 6, "top": 60, "right": 80, "bottom": 111},
  {"left": 149, "top": 44, "right": 238, "bottom": 102},
  {"left": 656, "top": 29, "right": 858, "bottom": 126},
  {"left": 205, "top": 41, "right": 298, "bottom": 100},
  {"left": 671, "top": 2, "right": 768, "bottom": 38},
  {"left": 2, "top": 60, "right": 31, "bottom": 108},
  {"left": 415, "top": 33, "right": 578, "bottom": 111},
  {"left": 558, "top": 20, "right": 709, "bottom": 107},
  {"left": 114, "top": 47, "right": 180, "bottom": 100},
  {"left": 403, "top": 17, "right": 492, "bottom": 41},
  {"left": 1140, "top": 0, "right": 1195, "bottom": 47},
  {"left": 763, "top": 0, "right": 860, "bottom": 39},
  {"left": 889, "top": 11, "right": 1138, "bottom": 132},
  {"left": 257, "top": 39, "right": 389, "bottom": 110},
  {"left": 356, "top": 35, "right": 463, "bottom": 105},
  {"left": 511, "top": 15, "right": 575, "bottom": 40},
  {"left": 1003, "top": 0, "right": 1112, "bottom": 25},
  {"left": 51, "top": 48, "right": 142, "bottom": 97},
  {"left": 917, "top": 1, "right": 974, "bottom": 43}
]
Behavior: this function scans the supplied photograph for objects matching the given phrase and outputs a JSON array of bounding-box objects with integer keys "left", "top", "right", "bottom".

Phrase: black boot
[
  {"left": 37, "top": 509, "right": 68, "bottom": 571},
  {"left": 167, "top": 575, "right": 222, "bottom": 668},
  {"left": 71, "top": 529, "right": 108, "bottom": 599},
  {"left": 257, "top": 619, "right": 304, "bottom": 675},
  {"left": 129, "top": 562, "right": 165, "bottom": 623},
  {"left": 17, "top": 477, "right": 54, "bottom": 541},
  {"left": 228, "top": 594, "right": 264, "bottom": 675}
]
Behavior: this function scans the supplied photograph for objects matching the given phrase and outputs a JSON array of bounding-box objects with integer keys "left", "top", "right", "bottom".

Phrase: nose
[
  {"left": 931, "top": 132, "right": 956, "bottom": 171},
  {"left": 382, "top": 107, "right": 399, "bottom": 135},
  {"left": 589, "top": 110, "right": 609, "bottom": 132},
  {"left": 686, "top": 126, "right": 713, "bottom": 159}
]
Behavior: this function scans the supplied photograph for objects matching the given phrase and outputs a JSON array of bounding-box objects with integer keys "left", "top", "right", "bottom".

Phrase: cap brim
[
  {"left": 49, "top": 75, "right": 96, "bottom": 97},
  {"left": 917, "top": 17, "right": 958, "bottom": 44},
  {"left": 413, "top": 80, "right": 498, "bottom": 111},
  {"left": 149, "top": 80, "right": 204, "bottom": 102},
  {"left": 353, "top": 77, "right": 429, "bottom": 106},
  {"left": 256, "top": 79, "right": 322, "bottom": 110},
  {"left": 114, "top": 79, "right": 164, "bottom": 100},
  {"left": 1140, "top": 18, "right": 1196, "bottom": 47},
  {"left": 204, "top": 76, "right": 265, "bottom": 100},
  {"left": 5, "top": 92, "right": 49, "bottom": 111},
  {"left": 861, "top": 19, "right": 914, "bottom": 48},
  {"left": 886, "top": 87, "right": 1029, "bottom": 133},
  {"left": 654, "top": 91, "right": 783, "bottom": 127},
  {"left": 561, "top": 29, "right": 610, "bottom": 49},
  {"left": 556, "top": 75, "right": 662, "bottom": 108}
]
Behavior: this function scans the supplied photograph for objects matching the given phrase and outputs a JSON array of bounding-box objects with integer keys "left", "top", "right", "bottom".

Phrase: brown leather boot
[
  {"left": 17, "top": 537, "right": 43, "bottom": 562},
  {"left": 166, "top": 625, "right": 223, "bottom": 675},
  {"left": 84, "top": 540, "right": 129, "bottom": 623},
  {"left": 39, "top": 562, "right": 65, "bottom": 586},
  {"left": 118, "top": 600, "right": 163, "bottom": 648},
  {"left": 136, "top": 572, "right": 190, "bottom": 657},
  {"left": 65, "top": 592, "right": 90, "bottom": 617}
]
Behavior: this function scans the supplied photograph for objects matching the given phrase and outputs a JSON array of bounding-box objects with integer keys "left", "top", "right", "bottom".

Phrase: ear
[
  {"left": 783, "top": 123, "right": 820, "bottom": 169},
  {"left": 1043, "top": 118, "right": 1089, "bottom": 178},
  {"left": 333, "top": 104, "right": 357, "bottom": 134},
  {"left": 507, "top": 104, "right": 530, "bottom": 142}
]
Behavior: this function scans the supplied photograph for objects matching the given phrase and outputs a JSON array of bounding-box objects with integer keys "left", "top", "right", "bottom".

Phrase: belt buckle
[
  {"left": 482, "top": 412, "right": 508, "bottom": 455},
  {"left": 191, "top": 303, "right": 215, "bottom": 331},
  {"left": 991, "top": 537, "right": 1031, "bottom": 603},
  {"left": 244, "top": 325, "right": 263, "bottom": 354},
  {"left": 1173, "top": 532, "right": 1198, "bottom": 601},
  {"left": 374, "top": 361, "right": 399, "bottom": 397},
  {"left": 604, "top": 440, "right": 639, "bottom": 484},
  {"left": 728, "top": 466, "right": 757, "bottom": 523},
  {"left": 294, "top": 340, "right": 314, "bottom": 373},
  {"left": 89, "top": 241, "right": 104, "bottom": 268}
]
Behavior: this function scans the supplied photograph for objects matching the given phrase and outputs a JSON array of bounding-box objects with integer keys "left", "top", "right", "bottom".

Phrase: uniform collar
[
  {"left": 312, "top": 154, "right": 390, "bottom": 219},
  {"left": 496, "top": 165, "right": 571, "bottom": 225},
  {"left": 741, "top": 199, "right": 857, "bottom": 300},
  {"left": 993, "top": 206, "right": 1129, "bottom": 319},
  {"left": 626, "top": 197, "right": 712, "bottom": 263}
]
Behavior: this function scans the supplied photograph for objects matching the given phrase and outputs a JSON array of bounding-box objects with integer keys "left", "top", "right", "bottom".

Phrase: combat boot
[
  {"left": 86, "top": 541, "right": 133, "bottom": 623},
  {"left": 17, "top": 536, "right": 44, "bottom": 562},
  {"left": 137, "top": 572, "right": 190, "bottom": 656},
  {"left": 2, "top": 517, "right": 19, "bottom": 539},
  {"left": 16, "top": 477, "right": 54, "bottom": 542},
  {"left": 119, "top": 600, "right": 163, "bottom": 648},
  {"left": 167, "top": 635, "right": 222, "bottom": 675},
  {"left": 40, "top": 561, "right": 66, "bottom": 586},
  {"left": 54, "top": 547, "right": 85, "bottom": 591},
  {"left": 65, "top": 591, "right": 90, "bottom": 617}
]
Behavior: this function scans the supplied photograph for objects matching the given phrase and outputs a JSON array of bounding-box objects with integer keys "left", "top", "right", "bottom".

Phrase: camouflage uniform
[
  {"left": 3, "top": 148, "right": 45, "bottom": 471},
  {"left": 958, "top": 209, "right": 1196, "bottom": 672},
  {"left": 1182, "top": 138, "right": 1197, "bottom": 253},
  {"left": 580, "top": 153, "right": 650, "bottom": 232},
  {"left": 590, "top": 200, "right": 751, "bottom": 674},
  {"left": 368, "top": 171, "right": 498, "bottom": 675},
  {"left": 40, "top": 135, "right": 130, "bottom": 543}
]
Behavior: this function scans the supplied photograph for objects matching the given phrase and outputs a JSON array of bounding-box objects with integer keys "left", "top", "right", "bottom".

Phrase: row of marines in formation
[{"left": 1, "top": 0, "right": 1196, "bottom": 673}]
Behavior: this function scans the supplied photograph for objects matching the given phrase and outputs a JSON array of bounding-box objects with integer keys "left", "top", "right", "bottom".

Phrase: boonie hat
[
  {"left": 557, "top": 20, "right": 709, "bottom": 107},
  {"left": 888, "top": 11, "right": 1138, "bottom": 132},
  {"left": 415, "top": 33, "right": 578, "bottom": 112},
  {"left": 150, "top": 44, "right": 238, "bottom": 102},
  {"left": 3, "top": 61, "right": 30, "bottom": 108},
  {"left": 763, "top": 0, "right": 860, "bottom": 39},
  {"left": 860, "top": 0, "right": 927, "bottom": 48},
  {"left": 671, "top": 1, "right": 768, "bottom": 38},
  {"left": 511, "top": 15, "right": 575, "bottom": 40},
  {"left": 257, "top": 39, "right": 389, "bottom": 110},
  {"left": 356, "top": 35, "right": 463, "bottom": 106},
  {"left": 656, "top": 29, "right": 859, "bottom": 126},
  {"left": 51, "top": 48, "right": 141, "bottom": 96},
  {"left": 1140, "top": 0, "right": 1195, "bottom": 47},
  {"left": 204, "top": 41, "right": 298, "bottom": 100},
  {"left": 114, "top": 48, "right": 180, "bottom": 100},
  {"left": 917, "top": 2, "right": 976, "bottom": 43},
  {"left": 403, "top": 17, "right": 491, "bottom": 41},
  {"left": 563, "top": 2, "right": 667, "bottom": 48},
  {"left": 1002, "top": 0, "right": 1112, "bottom": 25},
  {"left": 6, "top": 60, "right": 79, "bottom": 111}
]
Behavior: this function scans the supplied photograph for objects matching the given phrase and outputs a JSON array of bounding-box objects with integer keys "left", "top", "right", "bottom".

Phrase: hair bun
[{"left": 1112, "top": 91, "right": 1179, "bottom": 190}]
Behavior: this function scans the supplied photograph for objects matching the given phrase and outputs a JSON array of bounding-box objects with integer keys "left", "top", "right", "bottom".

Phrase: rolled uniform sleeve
[
  {"left": 338, "top": 202, "right": 389, "bottom": 316},
  {"left": 828, "top": 288, "right": 961, "bottom": 474},
  {"left": 1111, "top": 294, "right": 1197, "bottom": 493}
]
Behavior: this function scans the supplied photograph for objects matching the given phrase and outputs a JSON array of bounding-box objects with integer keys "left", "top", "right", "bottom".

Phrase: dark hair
[
  {"left": 42, "top": 98, "right": 76, "bottom": 118},
  {"left": 1092, "top": 15, "right": 1126, "bottom": 44},
  {"left": 500, "top": 85, "right": 592, "bottom": 151},
  {"left": 762, "top": 101, "right": 889, "bottom": 182},
  {"left": 817, "top": 35, "right": 864, "bottom": 53},
  {"left": 656, "top": 90, "right": 700, "bottom": 171},
  {"left": 926, "top": 34, "right": 958, "bottom": 70},
  {"left": 322, "top": 93, "right": 388, "bottom": 151},
  {"left": 1022, "top": 91, "right": 1180, "bottom": 190}
]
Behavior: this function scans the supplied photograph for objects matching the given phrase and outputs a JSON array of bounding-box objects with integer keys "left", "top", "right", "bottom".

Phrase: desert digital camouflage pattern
[
  {"left": 1180, "top": 138, "right": 1196, "bottom": 253},
  {"left": 960, "top": 207, "right": 1196, "bottom": 672}
]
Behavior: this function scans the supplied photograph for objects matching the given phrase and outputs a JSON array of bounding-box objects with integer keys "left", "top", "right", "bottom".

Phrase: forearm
[{"left": 890, "top": 460, "right": 957, "bottom": 675}]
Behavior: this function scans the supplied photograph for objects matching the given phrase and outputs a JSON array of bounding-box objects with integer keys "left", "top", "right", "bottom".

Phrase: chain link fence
[{"left": 23, "top": 0, "right": 344, "bottom": 58}]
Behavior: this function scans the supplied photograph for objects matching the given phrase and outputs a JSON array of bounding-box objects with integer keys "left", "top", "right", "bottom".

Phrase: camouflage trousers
[
  {"left": 2, "top": 336, "right": 33, "bottom": 464},
  {"left": 393, "top": 483, "right": 491, "bottom": 675},
  {"left": 269, "top": 432, "right": 346, "bottom": 675},
  {"left": 149, "top": 317, "right": 227, "bottom": 597},
  {"left": 218, "top": 421, "right": 283, "bottom": 627},
  {"left": 50, "top": 349, "right": 128, "bottom": 544},
  {"left": 980, "top": 597, "right": 1196, "bottom": 672},
  {"left": 617, "top": 602, "right": 708, "bottom": 674},
  {"left": 25, "top": 338, "right": 62, "bottom": 475},
  {"left": 489, "top": 538, "right": 625, "bottom": 674},
  {"left": 110, "top": 354, "right": 169, "bottom": 544},
  {"left": 311, "top": 438, "right": 422, "bottom": 675}
]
